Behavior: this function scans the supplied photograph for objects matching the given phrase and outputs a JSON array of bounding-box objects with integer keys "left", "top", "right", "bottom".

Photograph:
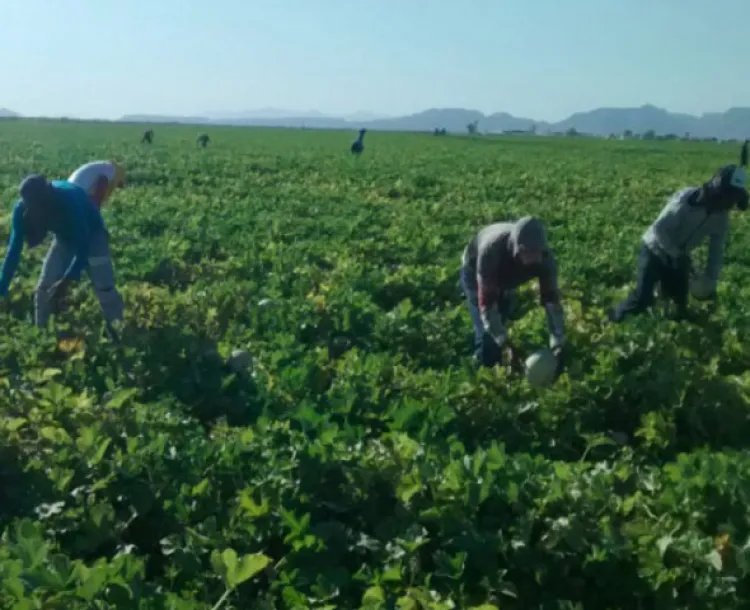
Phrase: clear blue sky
[{"left": 2, "top": 0, "right": 747, "bottom": 121}]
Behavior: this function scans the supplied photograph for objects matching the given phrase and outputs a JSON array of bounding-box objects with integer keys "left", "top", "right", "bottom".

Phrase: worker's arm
[
  {"left": 476, "top": 246, "right": 507, "bottom": 346},
  {"left": 538, "top": 253, "right": 565, "bottom": 350},
  {"left": 705, "top": 216, "right": 728, "bottom": 286},
  {"left": 646, "top": 190, "right": 692, "bottom": 262},
  {"left": 0, "top": 204, "right": 26, "bottom": 296}
]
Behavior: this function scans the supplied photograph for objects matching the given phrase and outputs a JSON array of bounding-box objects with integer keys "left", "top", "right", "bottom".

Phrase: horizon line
[{"left": 3, "top": 102, "right": 750, "bottom": 124}]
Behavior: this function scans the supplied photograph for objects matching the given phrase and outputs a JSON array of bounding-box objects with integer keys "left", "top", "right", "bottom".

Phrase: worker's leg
[
  {"left": 35, "top": 240, "right": 74, "bottom": 327},
  {"left": 87, "top": 230, "right": 124, "bottom": 335},
  {"left": 460, "top": 264, "right": 503, "bottom": 367},
  {"left": 610, "top": 245, "right": 664, "bottom": 322}
]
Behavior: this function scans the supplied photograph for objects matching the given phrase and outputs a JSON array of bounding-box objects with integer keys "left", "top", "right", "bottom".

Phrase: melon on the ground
[
  {"left": 227, "top": 349, "right": 252, "bottom": 372},
  {"left": 524, "top": 348, "right": 557, "bottom": 387}
]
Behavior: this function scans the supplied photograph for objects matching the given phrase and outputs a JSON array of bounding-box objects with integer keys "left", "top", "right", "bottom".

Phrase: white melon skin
[
  {"left": 227, "top": 349, "right": 253, "bottom": 372},
  {"left": 524, "top": 348, "right": 557, "bottom": 387}
]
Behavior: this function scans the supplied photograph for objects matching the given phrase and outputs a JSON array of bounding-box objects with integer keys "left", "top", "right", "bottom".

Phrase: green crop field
[{"left": 1, "top": 119, "right": 750, "bottom": 609}]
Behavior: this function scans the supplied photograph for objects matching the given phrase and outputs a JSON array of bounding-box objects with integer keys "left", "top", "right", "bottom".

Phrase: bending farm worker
[
  {"left": 610, "top": 140, "right": 749, "bottom": 323},
  {"left": 0, "top": 175, "right": 125, "bottom": 339},
  {"left": 460, "top": 216, "right": 566, "bottom": 373},
  {"left": 68, "top": 160, "right": 125, "bottom": 209}
]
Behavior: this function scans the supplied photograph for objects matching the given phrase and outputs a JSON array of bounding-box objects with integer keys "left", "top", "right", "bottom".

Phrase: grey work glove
[
  {"left": 552, "top": 344, "right": 565, "bottom": 378},
  {"left": 544, "top": 301, "right": 565, "bottom": 350},
  {"left": 481, "top": 306, "right": 507, "bottom": 348},
  {"left": 504, "top": 342, "right": 525, "bottom": 374}
]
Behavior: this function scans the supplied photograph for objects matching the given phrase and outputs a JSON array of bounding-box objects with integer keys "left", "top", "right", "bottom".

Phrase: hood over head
[
  {"left": 18, "top": 175, "right": 53, "bottom": 247},
  {"left": 510, "top": 216, "right": 548, "bottom": 256},
  {"left": 19, "top": 174, "right": 54, "bottom": 210},
  {"left": 704, "top": 140, "right": 749, "bottom": 210}
]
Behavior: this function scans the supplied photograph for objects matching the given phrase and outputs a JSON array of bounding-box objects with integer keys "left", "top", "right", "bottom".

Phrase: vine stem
[{"left": 211, "top": 588, "right": 232, "bottom": 610}]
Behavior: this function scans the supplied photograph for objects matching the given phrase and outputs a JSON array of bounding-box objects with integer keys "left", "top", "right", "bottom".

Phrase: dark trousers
[{"left": 612, "top": 244, "right": 689, "bottom": 322}]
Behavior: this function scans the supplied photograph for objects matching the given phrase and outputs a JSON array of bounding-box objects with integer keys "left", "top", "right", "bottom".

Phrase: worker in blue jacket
[{"left": 0, "top": 175, "right": 124, "bottom": 338}]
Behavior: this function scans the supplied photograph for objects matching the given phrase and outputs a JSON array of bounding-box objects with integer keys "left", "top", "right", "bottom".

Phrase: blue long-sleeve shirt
[{"left": 0, "top": 180, "right": 105, "bottom": 296}]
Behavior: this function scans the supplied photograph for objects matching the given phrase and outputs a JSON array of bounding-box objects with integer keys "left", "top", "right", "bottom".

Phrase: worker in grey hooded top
[
  {"left": 610, "top": 140, "right": 749, "bottom": 323},
  {"left": 460, "top": 216, "right": 565, "bottom": 372}
]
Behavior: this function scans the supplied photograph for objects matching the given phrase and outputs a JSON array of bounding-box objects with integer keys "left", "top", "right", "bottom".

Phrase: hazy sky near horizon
[{"left": 1, "top": 0, "right": 747, "bottom": 121}]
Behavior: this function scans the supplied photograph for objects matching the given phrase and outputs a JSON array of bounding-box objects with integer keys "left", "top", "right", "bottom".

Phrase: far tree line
[
  {"left": 453, "top": 122, "right": 742, "bottom": 143},
  {"left": 140, "top": 126, "right": 740, "bottom": 146}
]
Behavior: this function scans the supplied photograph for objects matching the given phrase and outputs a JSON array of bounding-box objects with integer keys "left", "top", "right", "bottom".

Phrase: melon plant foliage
[{"left": 1, "top": 121, "right": 750, "bottom": 609}]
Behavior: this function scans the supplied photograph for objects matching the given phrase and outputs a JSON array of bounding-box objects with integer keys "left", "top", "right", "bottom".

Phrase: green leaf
[
  {"left": 191, "top": 478, "right": 210, "bottom": 496},
  {"left": 657, "top": 535, "right": 673, "bottom": 558},
  {"left": 363, "top": 585, "right": 386, "bottom": 604},
  {"left": 40, "top": 426, "right": 60, "bottom": 442},
  {"left": 221, "top": 548, "right": 238, "bottom": 575},
  {"left": 6, "top": 417, "right": 27, "bottom": 432},
  {"left": 76, "top": 426, "right": 96, "bottom": 452},
  {"left": 227, "top": 553, "right": 270, "bottom": 588},
  {"left": 396, "top": 595, "right": 418, "bottom": 610},
  {"left": 76, "top": 565, "right": 108, "bottom": 600},
  {"left": 105, "top": 387, "right": 139, "bottom": 409},
  {"left": 3, "top": 576, "right": 25, "bottom": 597},
  {"left": 210, "top": 550, "right": 226, "bottom": 578},
  {"left": 240, "top": 491, "right": 270, "bottom": 517},
  {"left": 397, "top": 481, "right": 422, "bottom": 505},
  {"left": 381, "top": 565, "right": 402, "bottom": 582},
  {"left": 41, "top": 368, "right": 63, "bottom": 381},
  {"left": 89, "top": 438, "right": 111, "bottom": 466}
]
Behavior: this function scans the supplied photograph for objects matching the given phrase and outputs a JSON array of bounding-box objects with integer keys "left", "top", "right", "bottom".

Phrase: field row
[{"left": 0, "top": 121, "right": 749, "bottom": 608}]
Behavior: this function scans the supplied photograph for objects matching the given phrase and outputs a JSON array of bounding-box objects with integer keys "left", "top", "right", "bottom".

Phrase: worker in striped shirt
[{"left": 460, "top": 216, "right": 565, "bottom": 373}]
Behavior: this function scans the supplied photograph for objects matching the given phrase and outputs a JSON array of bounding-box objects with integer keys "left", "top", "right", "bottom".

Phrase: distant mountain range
[
  {"left": 203, "top": 108, "right": 391, "bottom": 122},
  {"left": 113, "top": 105, "right": 750, "bottom": 139},
  {"left": 4, "top": 104, "right": 750, "bottom": 139}
]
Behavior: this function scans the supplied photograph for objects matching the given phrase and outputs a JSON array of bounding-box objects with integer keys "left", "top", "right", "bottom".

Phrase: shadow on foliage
[
  {"left": 673, "top": 374, "right": 750, "bottom": 454},
  {"left": 125, "top": 324, "right": 265, "bottom": 428},
  {"left": 370, "top": 276, "right": 463, "bottom": 313},
  {"left": 142, "top": 258, "right": 196, "bottom": 291},
  {"left": 0, "top": 444, "right": 58, "bottom": 526}
]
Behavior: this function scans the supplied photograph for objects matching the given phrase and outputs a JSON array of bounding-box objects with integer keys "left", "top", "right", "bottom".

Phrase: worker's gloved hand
[
  {"left": 552, "top": 344, "right": 566, "bottom": 378},
  {"left": 483, "top": 308, "right": 507, "bottom": 349},
  {"left": 504, "top": 342, "right": 525, "bottom": 374}
]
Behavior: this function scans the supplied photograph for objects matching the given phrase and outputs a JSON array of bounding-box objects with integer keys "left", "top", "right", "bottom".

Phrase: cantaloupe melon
[
  {"left": 524, "top": 348, "right": 557, "bottom": 387},
  {"left": 227, "top": 349, "right": 252, "bottom": 372}
]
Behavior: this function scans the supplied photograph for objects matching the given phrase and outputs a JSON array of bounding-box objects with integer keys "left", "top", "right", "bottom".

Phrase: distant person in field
[
  {"left": 461, "top": 216, "right": 566, "bottom": 373},
  {"left": 609, "top": 140, "right": 749, "bottom": 323},
  {"left": 0, "top": 175, "right": 125, "bottom": 340},
  {"left": 68, "top": 161, "right": 125, "bottom": 209},
  {"left": 351, "top": 128, "right": 366, "bottom": 155},
  {"left": 197, "top": 134, "right": 210, "bottom": 148},
  {"left": 142, "top": 129, "right": 154, "bottom": 144}
]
